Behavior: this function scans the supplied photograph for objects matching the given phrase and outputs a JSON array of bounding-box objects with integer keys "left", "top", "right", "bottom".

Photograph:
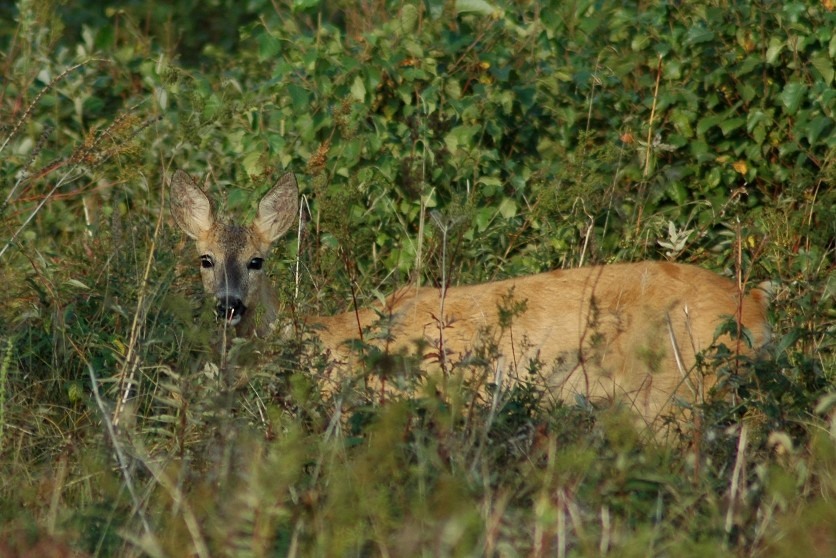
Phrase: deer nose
[{"left": 217, "top": 296, "right": 246, "bottom": 326}]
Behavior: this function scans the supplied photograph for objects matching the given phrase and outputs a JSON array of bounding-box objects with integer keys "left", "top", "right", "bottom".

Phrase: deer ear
[
  {"left": 170, "top": 170, "right": 215, "bottom": 239},
  {"left": 253, "top": 172, "right": 299, "bottom": 242}
]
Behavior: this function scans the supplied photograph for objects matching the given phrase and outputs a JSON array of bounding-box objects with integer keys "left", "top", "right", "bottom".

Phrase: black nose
[{"left": 217, "top": 296, "right": 246, "bottom": 323}]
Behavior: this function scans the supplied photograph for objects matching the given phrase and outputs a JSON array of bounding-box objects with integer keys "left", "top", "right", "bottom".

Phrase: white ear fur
[
  {"left": 252, "top": 172, "right": 299, "bottom": 242},
  {"left": 170, "top": 170, "right": 215, "bottom": 239}
]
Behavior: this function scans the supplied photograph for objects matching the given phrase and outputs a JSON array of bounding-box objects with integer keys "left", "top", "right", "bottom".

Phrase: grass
[{"left": 0, "top": 0, "right": 834, "bottom": 556}]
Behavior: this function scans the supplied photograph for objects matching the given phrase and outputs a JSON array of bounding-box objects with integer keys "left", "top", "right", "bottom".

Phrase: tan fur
[{"left": 171, "top": 170, "right": 771, "bottom": 426}]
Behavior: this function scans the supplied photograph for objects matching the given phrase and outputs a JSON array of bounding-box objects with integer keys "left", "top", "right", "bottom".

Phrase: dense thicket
[{"left": 0, "top": 1, "right": 832, "bottom": 556}]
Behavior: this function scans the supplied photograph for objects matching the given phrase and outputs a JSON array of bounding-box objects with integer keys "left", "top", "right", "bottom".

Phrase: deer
[{"left": 170, "top": 169, "right": 771, "bottom": 428}]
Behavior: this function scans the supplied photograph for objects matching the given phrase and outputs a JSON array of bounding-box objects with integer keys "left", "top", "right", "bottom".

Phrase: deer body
[{"left": 171, "top": 170, "right": 771, "bottom": 425}]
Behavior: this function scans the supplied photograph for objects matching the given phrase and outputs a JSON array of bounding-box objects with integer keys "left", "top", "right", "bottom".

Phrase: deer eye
[
  {"left": 248, "top": 257, "right": 264, "bottom": 270},
  {"left": 200, "top": 255, "right": 214, "bottom": 269}
]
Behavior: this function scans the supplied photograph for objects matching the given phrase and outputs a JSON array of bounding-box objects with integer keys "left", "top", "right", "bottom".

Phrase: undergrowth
[{"left": 0, "top": 0, "right": 833, "bottom": 556}]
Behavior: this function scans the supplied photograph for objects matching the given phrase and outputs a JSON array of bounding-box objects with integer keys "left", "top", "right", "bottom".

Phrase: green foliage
[{"left": 0, "top": 0, "right": 833, "bottom": 556}]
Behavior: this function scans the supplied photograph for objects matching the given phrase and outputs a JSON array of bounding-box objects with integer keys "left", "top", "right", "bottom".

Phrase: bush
[{"left": 0, "top": 0, "right": 832, "bottom": 555}]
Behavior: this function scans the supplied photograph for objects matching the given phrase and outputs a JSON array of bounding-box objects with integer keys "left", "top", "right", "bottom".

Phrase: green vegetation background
[{"left": 0, "top": 0, "right": 833, "bottom": 556}]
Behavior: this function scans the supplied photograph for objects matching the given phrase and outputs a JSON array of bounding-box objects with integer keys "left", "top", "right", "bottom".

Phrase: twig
[
  {"left": 643, "top": 55, "right": 664, "bottom": 178},
  {"left": 585, "top": 55, "right": 601, "bottom": 134},
  {"left": 112, "top": 174, "right": 165, "bottom": 426},
  {"left": 87, "top": 363, "right": 161, "bottom": 553},
  {"left": 635, "top": 55, "right": 663, "bottom": 234},
  {"left": 295, "top": 194, "right": 311, "bottom": 301},
  {"left": 1, "top": 106, "right": 153, "bottom": 263},
  {"left": 725, "top": 423, "right": 749, "bottom": 542},
  {"left": 430, "top": 210, "right": 452, "bottom": 376},
  {"left": 133, "top": 440, "right": 211, "bottom": 558},
  {"left": 0, "top": 168, "right": 79, "bottom": 261},
  {"left": 0, "top": 59, "right": 106, "bottom": 156},
  {"left": 0, "top": 336, "right": 12, "bottom": 451}
]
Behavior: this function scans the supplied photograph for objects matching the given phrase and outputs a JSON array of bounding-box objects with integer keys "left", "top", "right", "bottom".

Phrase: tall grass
[{"left": 0, "top": 0, "right": 833, "bottom": 556}]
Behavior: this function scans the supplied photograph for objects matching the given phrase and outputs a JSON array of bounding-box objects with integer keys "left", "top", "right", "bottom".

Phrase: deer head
[{"left": 170, "top": 170, "right": 298, "bottom": 334}]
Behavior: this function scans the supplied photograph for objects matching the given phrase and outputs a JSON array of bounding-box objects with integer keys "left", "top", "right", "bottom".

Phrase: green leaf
[
  {"left": 478, "top": 175, "right": 502, "bottom": 189},
  {"left": 398, "top": 4, "right": 419, "bottom": 34},
  {"left": 292, "top": 0, "right": 320, "bottom": 11},
  {"left": 667, "top": 182, "right": 688, "bottom": 205},
  {"left": 456, "top": 0, "right": 502, "bottom": 17},
  {"left": 631, "top": 34, "right": 650, "bottom": 52},
  {"left": 737, "top": 55, "right": 761, "bottom": 76},
  {"left": 738, "top": 83, "right": 757, "bottom": 103},
  {"left": 444, "top": 125, "right": 480, "bottom": 152},
  {"left": 342, "top": 140, "right": 362, "bottom": 167},
  {"left": 765, "top": 37, "right": 784, "bottom": 64},
  {"left": 258, "top": 32, "right": 280, "bottom": 62},
  {"left": 202, "top": 93, "right": 222, "bottom": 120},
  {"left": 747, "top": 110, "right": 773, "bottom": 145},
  {"left": 350, "top": 75, "right": 366, "bottom": 102},
  {"left": 444, "top": 78, "right": 462, "bottom": 100},
  {"left": 810, "top": 54, "right": 834, "bottom": 86},
  {"left": 498, "top": 197, "right": 517, "bottom": 219},
  {"left": 696, "top": 114, "right": 724, "bottom": 135},
  {"left": 780, "top": 82, "right": 806, "bottom": 114},
  {"left": 805, "top": 115, "right": 833, "bottom": 145},
  {"left": 473, "top": 207, "right": 494, "bottom": 231},
  {"left": 670, "top": 108, "right": 695, "bottom": 138},
  {"left": 746, "top": 109, "right": 772, "bottom": 132},
  {"left": 706, "top": 166, "right": 722, "bottom": 188},
  {"left": 287, "top": 83, "right": 310, "bottom": 111},
  {"left": 685, "top": 25, "right": 714, "bottom": 46},
  {"left": 751, "top": 123, "right": 766, "bottom": 145},
  {"left": 719, "top": 118, "right": 745, "bottom": 136},
  {"left": 781, "top": 1, "right": 806, "bottom": 22},
  {"left": 227, "top": 189, "right": 250, "bottom": 207},
  {"left": 242, "top": 151, "right": 264, "bottom": 177},
  {"left": 65, "top": 279, "right": 90, "bottom": 290},
  {"left": 664, "top": 60, "right": 682, "bottom": 80}
]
